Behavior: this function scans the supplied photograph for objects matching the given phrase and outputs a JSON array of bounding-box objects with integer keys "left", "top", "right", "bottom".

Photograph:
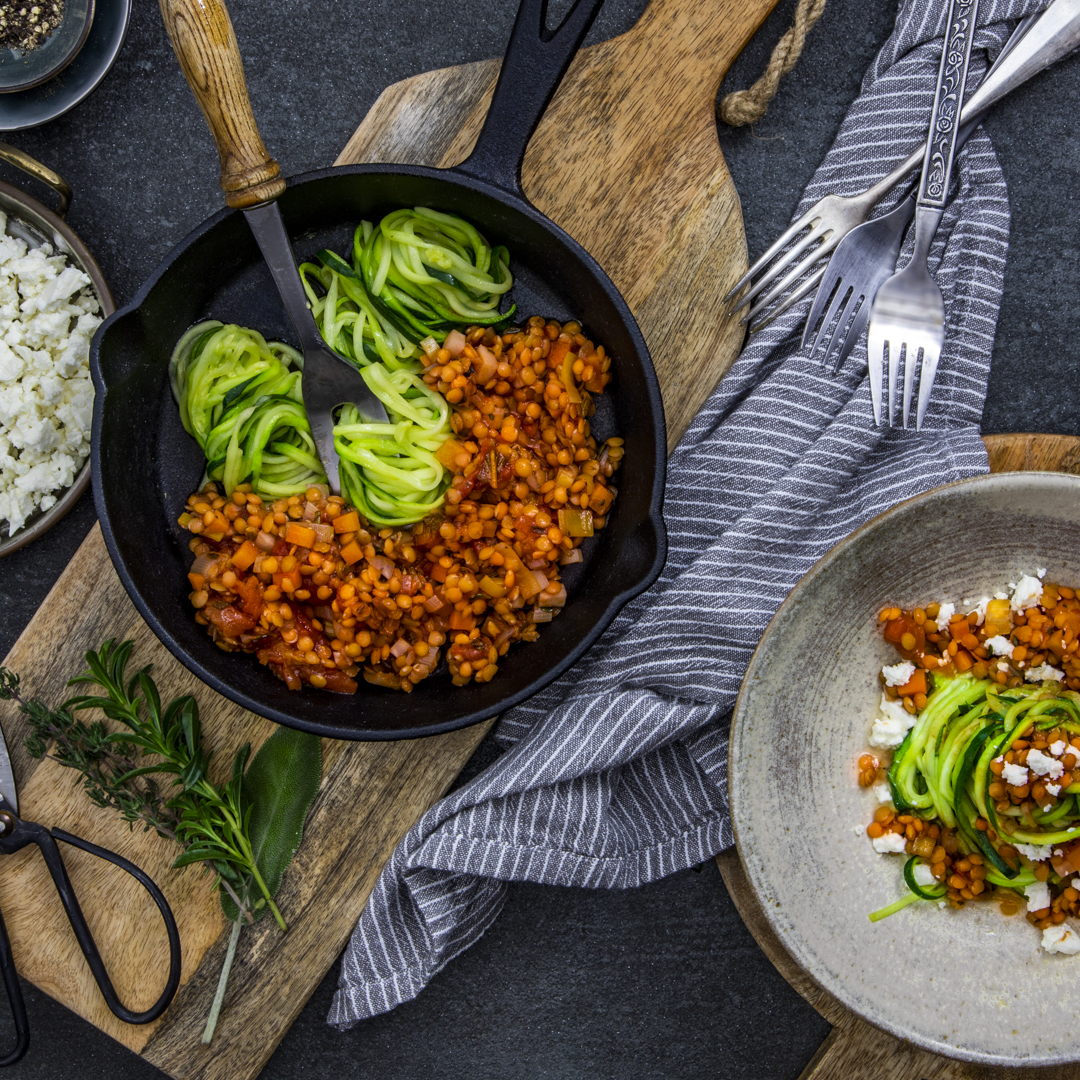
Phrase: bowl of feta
[
  {"left": 0, "top": 149, "right": 110, "bottom": 555},
  {"left": 730, "top": 471, "right": 1080, "bottom": 1067}
]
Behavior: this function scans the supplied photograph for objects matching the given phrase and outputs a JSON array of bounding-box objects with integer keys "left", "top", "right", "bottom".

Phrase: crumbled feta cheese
[
  {"left": 1025, "top": 881, "right": 1052, "bottom": 914},
  {"left": 1002, "top": 762, "right": 1029, "bottom": 787},
  {"left": 936, "top": 602, "right": 955, "bottom": 626},
  {"left": 984, "top": 636, "right": 1014, "bottom": 658},
  {"left": 872, "top": 831, "right": 907, "bottom": 854},
  {"left": 0, "top": 213, "right": 101, "bottom": 537},
  {"left": 1027, "top": 749, "right": 1065, "bottom": 779},
  {"left": 997, "top": 661, "right": 1010, "bottom": 672},
  {"left": 1026, "top": 664, "right": 1065, "bottom": 684},
  {"left": 881, "top": 661, "right": 916, "bottom": 687},
  {"left": 1042, "top": 925, "right": 1080, "bottom": 955},
  {"left": 1047, "top": 784, "right": 1062, "bottom": 797},
  {"left": 1011, "top": 574, "right": 1045, "bottom": 614},
  {"left": 1050, "top": 740, "right": 1067, "bottom": 757},
  {"left": 912, "top": 862, "right": 937, "bottom": 888},
  {"left": 868, "top": 693, "right": 917, "bottom": 748},
  {"left": 1015, "top": 843, "right": 1053, "bottom": 862},
  {"left": 1038, "top": 568, "right": 1047, "bottom": 579},
  {"left": 871, "top": 780, "right": 893, "bottom": 804}
]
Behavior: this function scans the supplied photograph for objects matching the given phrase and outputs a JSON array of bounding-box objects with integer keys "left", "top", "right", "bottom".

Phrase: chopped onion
[
  {"left": 560, "top": 548, "right": 583, "bottom": 565},
  {"left": 475, "top": 345, "right": 499, "bottom": 386},
  {"left": 444, "top": 329, "right": 467, "bottom": 357},
  {"left": 313, "top": 605, "right": 335, "bottom": 621},
  {"left": 516, "top": 567, "right": 541, "bottom": 600},
  {"left": 531, "top": 568, "right": 550, "bottom": 592},
  {"left": 369, "top": 555, "right": 394, "bottom": 579},
  {"left": 364, "top": 669, "right": 400, "bottom": 689},
  {"left": 421, "top": 336, "right": 440, "bottom": 357},
  {"left": 531, "top": 609, "right": 553, "bottom": 623},
  {"left": 542, "top": 584, "right": 567, "bottom": 608},
  {"left": 303, "top": 501, "right": 318, "bottom": 521},
  {"left": 423, "top": 594, "right": 446, "bottom": 613},
  {"left": 256, "top": 530, "right": 277, "bottom": 552},
  {"left": 528, "top": 558, "right": 547, "bottom": 569},
  {"left": 190, "top": 553, "right": 220, "bottom": 578},
  {"left": 314, "top": 522, "right": 334, "bottom": 544},
  {"left": 390, "top": 638, "right": 411, "bottom": 658}
]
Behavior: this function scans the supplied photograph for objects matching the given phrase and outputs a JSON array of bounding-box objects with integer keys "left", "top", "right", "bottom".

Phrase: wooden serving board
[
  {"left": 0, "top": 0, "right": 779, "bottom": 1076},
  {"left": 716, "top": 432, "right": 1080, "bottom": 1080}
]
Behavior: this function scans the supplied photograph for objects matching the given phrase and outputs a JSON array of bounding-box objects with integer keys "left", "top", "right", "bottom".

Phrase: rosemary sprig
[{"left": 0, "top": 639, "right": 285, "bottom": 931}]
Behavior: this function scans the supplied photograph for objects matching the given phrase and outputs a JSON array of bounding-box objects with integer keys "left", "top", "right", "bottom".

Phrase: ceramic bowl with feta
[
  {"left": 0, "top": 174, "right": 112, "bottom": 556},
  {"left": 730, "top": 472, "right": 1080, "bottom": 1066}
]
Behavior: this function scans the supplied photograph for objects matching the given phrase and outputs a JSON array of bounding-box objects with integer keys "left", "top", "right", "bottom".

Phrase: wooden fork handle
[{"left": 158, "top": 0, "right": 286, "bottom": 208}]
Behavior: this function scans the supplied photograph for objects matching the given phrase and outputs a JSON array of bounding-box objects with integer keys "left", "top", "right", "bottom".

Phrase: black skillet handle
[
  {"left": 35, "top": 827, "right": 182, "bottom": 1025},
  {"left": 455, "top": 0, "right": 607, "bottom": 198},
  {"left": 0, "top": 902, "right": 29, "bottom": 1067}
]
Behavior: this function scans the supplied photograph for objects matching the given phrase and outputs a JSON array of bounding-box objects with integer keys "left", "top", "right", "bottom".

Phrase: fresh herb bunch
[{"left": 0, "top": 639, "right": 282, "bottom": 929}]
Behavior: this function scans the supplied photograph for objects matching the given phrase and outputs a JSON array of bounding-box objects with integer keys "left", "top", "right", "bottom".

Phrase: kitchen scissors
[{"left": 0, "top": 722, "right": 181, "bottom": 1065}]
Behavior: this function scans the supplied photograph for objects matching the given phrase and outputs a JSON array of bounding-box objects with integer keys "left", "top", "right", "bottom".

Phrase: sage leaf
[{"left": 220, "top": 727, "right": 321, "bottom": 923}]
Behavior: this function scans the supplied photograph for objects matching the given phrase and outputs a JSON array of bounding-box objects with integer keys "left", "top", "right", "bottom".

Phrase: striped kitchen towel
[{"left": 330, "top": 0, "right": 1036, "bottom": 1025}]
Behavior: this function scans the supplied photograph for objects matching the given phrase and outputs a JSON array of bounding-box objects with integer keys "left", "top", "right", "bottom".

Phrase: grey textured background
[{"left": 0, "top": 0, "right": 1077, "bottom": 1076}]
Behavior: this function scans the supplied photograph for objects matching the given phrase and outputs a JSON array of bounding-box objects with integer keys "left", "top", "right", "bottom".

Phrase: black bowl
[{"left": 91, "top": 163, "right": 667, "bottom": 740}]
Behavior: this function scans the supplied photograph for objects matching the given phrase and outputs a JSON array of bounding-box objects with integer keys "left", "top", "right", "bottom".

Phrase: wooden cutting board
[
  {"left": 0, "top": 1, "right": 779, "bottom": 1077},
  {"left": 716, "top": 432, "right": 1080, "bottom": 1080}
]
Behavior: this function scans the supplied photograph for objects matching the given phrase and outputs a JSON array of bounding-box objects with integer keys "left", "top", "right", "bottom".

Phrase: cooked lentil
[{"left": 178, "top": 317, "right": 622, "bottom": 693}]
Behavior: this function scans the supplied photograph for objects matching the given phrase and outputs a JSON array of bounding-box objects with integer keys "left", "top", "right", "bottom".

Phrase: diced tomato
[
  {"left": 236, "top": 574, "right": 263, "bottom": 618},
  {"left": 205, "top": 602, "right": 256, "bottom": 638},
  {"left": 883, "top": 615, "right": 925, "bottom": 662}
]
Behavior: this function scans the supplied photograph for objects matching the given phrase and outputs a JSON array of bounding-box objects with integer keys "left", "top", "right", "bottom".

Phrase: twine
[{"left": 718, "top": 0, "right": 829, "bottom": 126}]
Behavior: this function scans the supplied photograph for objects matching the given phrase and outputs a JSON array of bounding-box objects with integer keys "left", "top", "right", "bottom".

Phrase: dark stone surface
[{"left": 0, "top": 0, "right": 1076, "bottom": 1076}]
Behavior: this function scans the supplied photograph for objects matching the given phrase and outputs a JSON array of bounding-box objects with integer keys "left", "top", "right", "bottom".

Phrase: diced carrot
[
  {"left": 448, "top": 609, "right": 475, "bottom": 631},
  {"left": 188, "top": 572, "right": 206, "bottom": 590},
  {"left": 207, "top": 512, "right": 230, "bottom": 536},
  {"left": 429, "top": 562, "right": 447, "bottom": 583},
  {"left": 285, "top": 522, "right": 317, "bottom": 548},
  {"left": 897, "top": 669, "right": 928, "bottom": 698},
  {"left": 333, "top": 511, "right": 360, "bottom": 533},
  {"left": 340, "top": 539, "right": 363, "bottom": 565},
  {"left": 273, "top": 567, "right": 303, "bottom": 592},
  {"left": 954, "top": 649, "right": 974, "bottom": 673},
  {"left": 231, "top": 540, "right": 259, "bottom": 571}
]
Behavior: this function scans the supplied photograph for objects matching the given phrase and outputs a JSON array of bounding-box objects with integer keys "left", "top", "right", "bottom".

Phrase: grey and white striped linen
[{"left": 330, "top": 0, "right": 1039, "bottom": 1026}]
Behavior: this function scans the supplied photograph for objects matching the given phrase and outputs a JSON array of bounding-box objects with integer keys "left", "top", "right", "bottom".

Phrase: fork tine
[
  {"left": 887, "top": 340, "right": 902, "bottom": 427},
  {"left": 808, "top": 279, "right": 851, "bottom": 363},
  {"left": 902, "top": 342, "right": 918, "bottom": 429},
  {"left": 915, "top": 342, "right": 941, "bottom": 430},
  {"left": 722, "top": 205, "right": 825, "bottom": 305},
  {"left": 746, "top": 264, "right": 825, "bottom": 334},
  {"left": 867, "top": 322, "right": 885, "bottom": 426},
  {"left": 737, "top": 232, "right": 840, "bottom": 325},
  {"left": 830, "top": 293, "right": 870, "bottom": 375},
  {"left": 728, "top": 225, "right": 834, "bottom": 317}
]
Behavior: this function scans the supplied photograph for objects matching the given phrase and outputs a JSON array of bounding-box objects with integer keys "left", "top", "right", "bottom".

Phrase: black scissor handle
[
  {"left": 0, "top": 901, "right": 29, "bottom": 1066},
  {"left": 39, "top": 826, "right": 182, "bottom": 1025}
]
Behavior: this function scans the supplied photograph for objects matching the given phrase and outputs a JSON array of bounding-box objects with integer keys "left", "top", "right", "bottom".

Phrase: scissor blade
[{"left": 0, "top": 721, "right": 17, "bottom": 815}]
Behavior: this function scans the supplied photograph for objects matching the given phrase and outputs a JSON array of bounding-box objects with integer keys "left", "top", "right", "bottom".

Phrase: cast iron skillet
[{"left": 91, "top": 0, "right": 667, "bottom": 740}]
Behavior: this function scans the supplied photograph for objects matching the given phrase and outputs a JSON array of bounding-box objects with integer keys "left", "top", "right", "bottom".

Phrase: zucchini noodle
[
  {"left": 872, "top": 676, "right": 1080, "bottom": 920},
  {"left": 335, "top": 365, "right": 451, "bottom": 528},
  {"left": 171, "top": 320, "right": 452, "bottom": 525},
  {"left": 169, "top": 321, "right": 325, "bottom": 498},
  {"left": 298, "top": 208, "right": 514, "bottom": 368}
]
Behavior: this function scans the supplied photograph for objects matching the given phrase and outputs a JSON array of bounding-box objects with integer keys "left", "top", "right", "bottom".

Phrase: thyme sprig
[{"left": 0, "top": 639, "right": 284, "bottom": 930}]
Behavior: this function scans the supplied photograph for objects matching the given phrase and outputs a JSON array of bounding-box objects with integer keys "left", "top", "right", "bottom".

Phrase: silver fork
[
  {"left": 723, "top": 0, "right": 1080, "bottom": 332},
  {"left": 866, "top": 0, "right": 978, "bottom": 429},
  {"left": 803, "top": 11, "right": 1036, "bottom": 374}
]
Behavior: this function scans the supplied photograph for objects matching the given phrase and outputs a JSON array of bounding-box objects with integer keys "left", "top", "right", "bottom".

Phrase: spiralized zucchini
[
  {"left": 871, "top": 675, "right": 1080, "bottom": 920},
  {"left": 171, "top": 320, "right": 452, "bottom": 525},
  {"left": 298, "top": 207, "right": 514, "bottom": 367},
  {"left": 335, "top": 365, "right": 451, "bottom": 527},
  {"left": 169, "top": 321, "right": 325, "bottom": 498}
]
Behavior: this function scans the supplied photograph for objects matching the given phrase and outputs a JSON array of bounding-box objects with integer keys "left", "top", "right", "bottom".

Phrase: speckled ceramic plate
[{"left": 730, "top": 471, "right": 1080, "bottom": 1067}]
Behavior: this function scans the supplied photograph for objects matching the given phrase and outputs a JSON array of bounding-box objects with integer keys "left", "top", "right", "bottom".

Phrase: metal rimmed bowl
[
  {"left": 0, "top": 142, "right": 114, "bottom": 557},
  {"left": 730, "top": 471, "right": 1080, "bottom": 1067},
  {"left": 0, "top": 0, "right": 95, "bottom": 93}
]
